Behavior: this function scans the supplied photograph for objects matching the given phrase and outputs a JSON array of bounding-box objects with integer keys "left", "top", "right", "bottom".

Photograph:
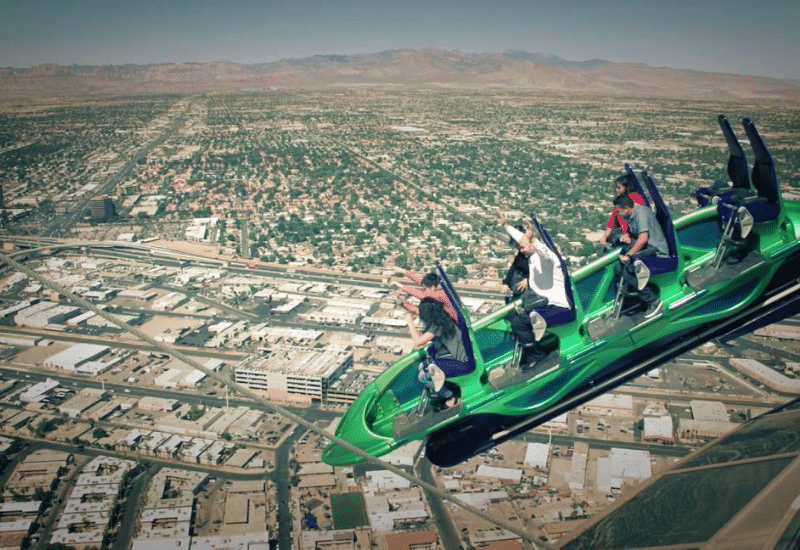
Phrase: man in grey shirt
[{"left": 612, "top": 195, "right": 668, "bottom": 317}]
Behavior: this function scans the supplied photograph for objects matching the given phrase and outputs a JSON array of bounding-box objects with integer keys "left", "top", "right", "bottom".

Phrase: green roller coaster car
[{"left": 323, "top": 116, "right": 800, "bottom": 467}]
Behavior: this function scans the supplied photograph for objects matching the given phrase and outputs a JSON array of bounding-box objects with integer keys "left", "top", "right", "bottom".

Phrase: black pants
[
  {"left": 613, "top": 245, "right": 658, "bottom": 306},
  {"left": 507, "top": 290, "right": 549, "bottom": 365}
]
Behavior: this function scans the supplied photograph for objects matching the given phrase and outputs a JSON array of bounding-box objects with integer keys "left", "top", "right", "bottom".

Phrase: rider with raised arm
[
  {"left": 394, "top": 270, "right": 458, "bottom": 321},
  {"left": 501, "top": 224, "right": 530, "bottom": 303},
  {"left": 403, "top": 297, "right": 465, "bottom": 409},
  {"left": 499, "top": 214, "right": 570, "bottom": 368}
]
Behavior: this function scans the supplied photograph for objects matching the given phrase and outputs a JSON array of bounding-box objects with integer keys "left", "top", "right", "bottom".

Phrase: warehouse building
[
  {"left": 59, "top": 389, "right": 105, "bottom": 418},
  {"left": 524, "top": 442, "right": 550, "bottom": 469},
  {"left": 730, "top": 357, "right": 800, "bottom": 393},
  {"left": 14, "top": 301, "right": 81, "bottom": 328},
  {"left": 678, "top": 399, "right": 737, "bottom": 441},
  {"left": 579, "top": 393, "right": 634, "bottom": 416},
  {"left": 643, "top": 415, "right": 675, "bottom": 443},
  {"left": 596, "top": 448, "right": 653, "bottom": 493},
  {"left": 568, "top": 441, "right": 590, "bottom": 491},
  {"left": 19, "top": 378, "right": 60, "bottom": 403},
  {"left": 44, "top": 344, "right": 110, "bottom": 371}
]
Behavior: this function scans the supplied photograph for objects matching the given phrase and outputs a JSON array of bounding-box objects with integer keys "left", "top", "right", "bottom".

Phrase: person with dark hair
[
  {"left": 612, "top": 194, "right": 668, "bottom": 318},
  {"left": 404, "top": 297, "right": 466, "bottom": 409},
  {"left": 394, "top": 270, "right": 457, "bottom": 321},
  {"left": 403, "top": 297, "right": 467, "bottom": 362},
  {"left": 502, "top": 224, "right": 530, "bottom": 303},
  {"left": 599, "top": 174, "right": 647, "bottom": 250}
]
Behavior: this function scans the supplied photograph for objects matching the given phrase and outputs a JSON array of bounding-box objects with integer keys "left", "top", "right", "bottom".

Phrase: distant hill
[{"left": 2, "top": 48, "right": 799, "bottom": 102}]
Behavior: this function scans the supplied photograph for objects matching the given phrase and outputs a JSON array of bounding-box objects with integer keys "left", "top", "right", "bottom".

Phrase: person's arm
[
  {"left": 399, "top": 299, "right": 419, "bottom": 315},
  {"left": 403, "top": 312, "right": 435, "bottom": 348},
  {"left": 620, "top": 232, "right": 649, "bottom": 262},
  {"left": 394, "top": 271, "right": 425, "bottom": 303},
  {"left": 606, "top": 209, "right": 617, "bottom": 230},
  {"left": 504, "top": 224, "right": 524, "bottom": 245},
  {"left": 395, "top": 290, "right": 420, "bottom": 315},
  {"left": 400, "top": 286, "right": 425, "bottom": 301},
  {"left": 404, "top": 270, "right": 424, "bottom": 287},
  {"left": 599, "top": 227, "right": 613, "bottom": 245}
]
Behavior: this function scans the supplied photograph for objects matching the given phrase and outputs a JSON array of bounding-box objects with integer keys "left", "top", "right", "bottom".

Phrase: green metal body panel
[{"left": 324, "top": 199, "right": 800, "bottom": 466}]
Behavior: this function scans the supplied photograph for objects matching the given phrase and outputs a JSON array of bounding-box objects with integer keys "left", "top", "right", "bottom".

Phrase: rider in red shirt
[{"left": 600, "top": 174, "right": 647, "bottom": 250}]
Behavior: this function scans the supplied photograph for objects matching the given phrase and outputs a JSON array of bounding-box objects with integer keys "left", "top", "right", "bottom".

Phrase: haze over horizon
[{"left": 2, "top": 0, "right": 800, "bottom": 80}]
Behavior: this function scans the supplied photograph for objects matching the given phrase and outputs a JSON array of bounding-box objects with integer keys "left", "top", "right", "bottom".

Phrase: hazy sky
[{"left": 2, "top": 0, "right": 800, "bottom": 79}]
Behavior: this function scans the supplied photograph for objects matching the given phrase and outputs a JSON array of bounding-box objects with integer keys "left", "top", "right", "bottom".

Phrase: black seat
[
  {"left": 641, "top": 171, "right": 679, "bottom": 274},
  {"left": 625, "top": 163, "right": 651, "bottom": 208},
  {"left": 695, "top": 114, "right": 752, "bottom": 207},
  {"left": 732, "top": 117, "right": 781, "bottom": 223}
]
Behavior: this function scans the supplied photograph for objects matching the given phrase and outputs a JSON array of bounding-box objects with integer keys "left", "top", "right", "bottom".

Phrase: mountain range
[{"left": 1, "top": 48, "right": 798, "bottom": 101}]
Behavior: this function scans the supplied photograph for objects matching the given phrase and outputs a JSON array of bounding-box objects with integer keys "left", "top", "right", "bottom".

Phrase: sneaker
[
  {"left": 529, "top": 310, "right": 547, "bottom": 341},
  {"left": 633, "top": 260, "right": 650, "bottom": 290},
  {"left": 643, "top": 299, "right": 663, "bottom": 319}
]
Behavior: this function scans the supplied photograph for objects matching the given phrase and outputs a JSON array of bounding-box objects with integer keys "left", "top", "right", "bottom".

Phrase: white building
[
  {"left": 45, "top": 343, "right": 110, "bottom": 371},
  {"left": 596, "top": 447, "right": 653, "bottom": 493},
  {"left": 455, "top": 490, "right": 509, "bottom": 512},
  {"left": 363, "top": 470, "right": 411, "bottom": 493},
  {"left": 0, "top": 298, "right": 38, "bottom": 318},
  {"left": 678, "top": 400, "right": 737, "bottom": 441},
  {"left": 730, "top": 358, "right": 800, "bottom": 393},
  {"left": 365, "top": 491, "right": 428, "bottom": 532},
  {"left": 643, "top": 415, "right": 674, "bottom": 443},
  {"left": 191, "top": 534, "right": 271, "bottom": 550},
  {"left": 301, "top": 305, "right": 362, "bottom": 325},
  {"left": 580, "top": 393, "right": 634, "bottom": 416},
  {"left": 257, "top": 326, "right": 324, "bottom": 345},
  {"left": 14, "top": 301, "right": 81, "bottom": 328},
  {"left": 152, "top": 292, "right": 188, "bottom": 311},
  {"left": 138, "top": 396, "right": 179, "bottom": 412},
  {"left": 0, "top": 334, "right": 40, "bottom": 347},
  {"left": 185, "top": 224, "right": 208, "bottom": 241},
  {"left": 475, "top": 465, "right": 523, "bottom": 483},
  {"left": 235, "top": 346, "right": 353, "bottom": 404},
  {"left": 524, "top": 442, "right": 550, "bottom": 469},
  {"left": 568, "top": 441, "right": 589, "bottom": 491},
  {"left": 51, "top": 455, "right": 136, "bottom": 548},
  {"left": 20, "top": 378, "right": 60, "bottom": 403},
  {"left": 59, "top": 389, "right": 105, "bottom": 417}
]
